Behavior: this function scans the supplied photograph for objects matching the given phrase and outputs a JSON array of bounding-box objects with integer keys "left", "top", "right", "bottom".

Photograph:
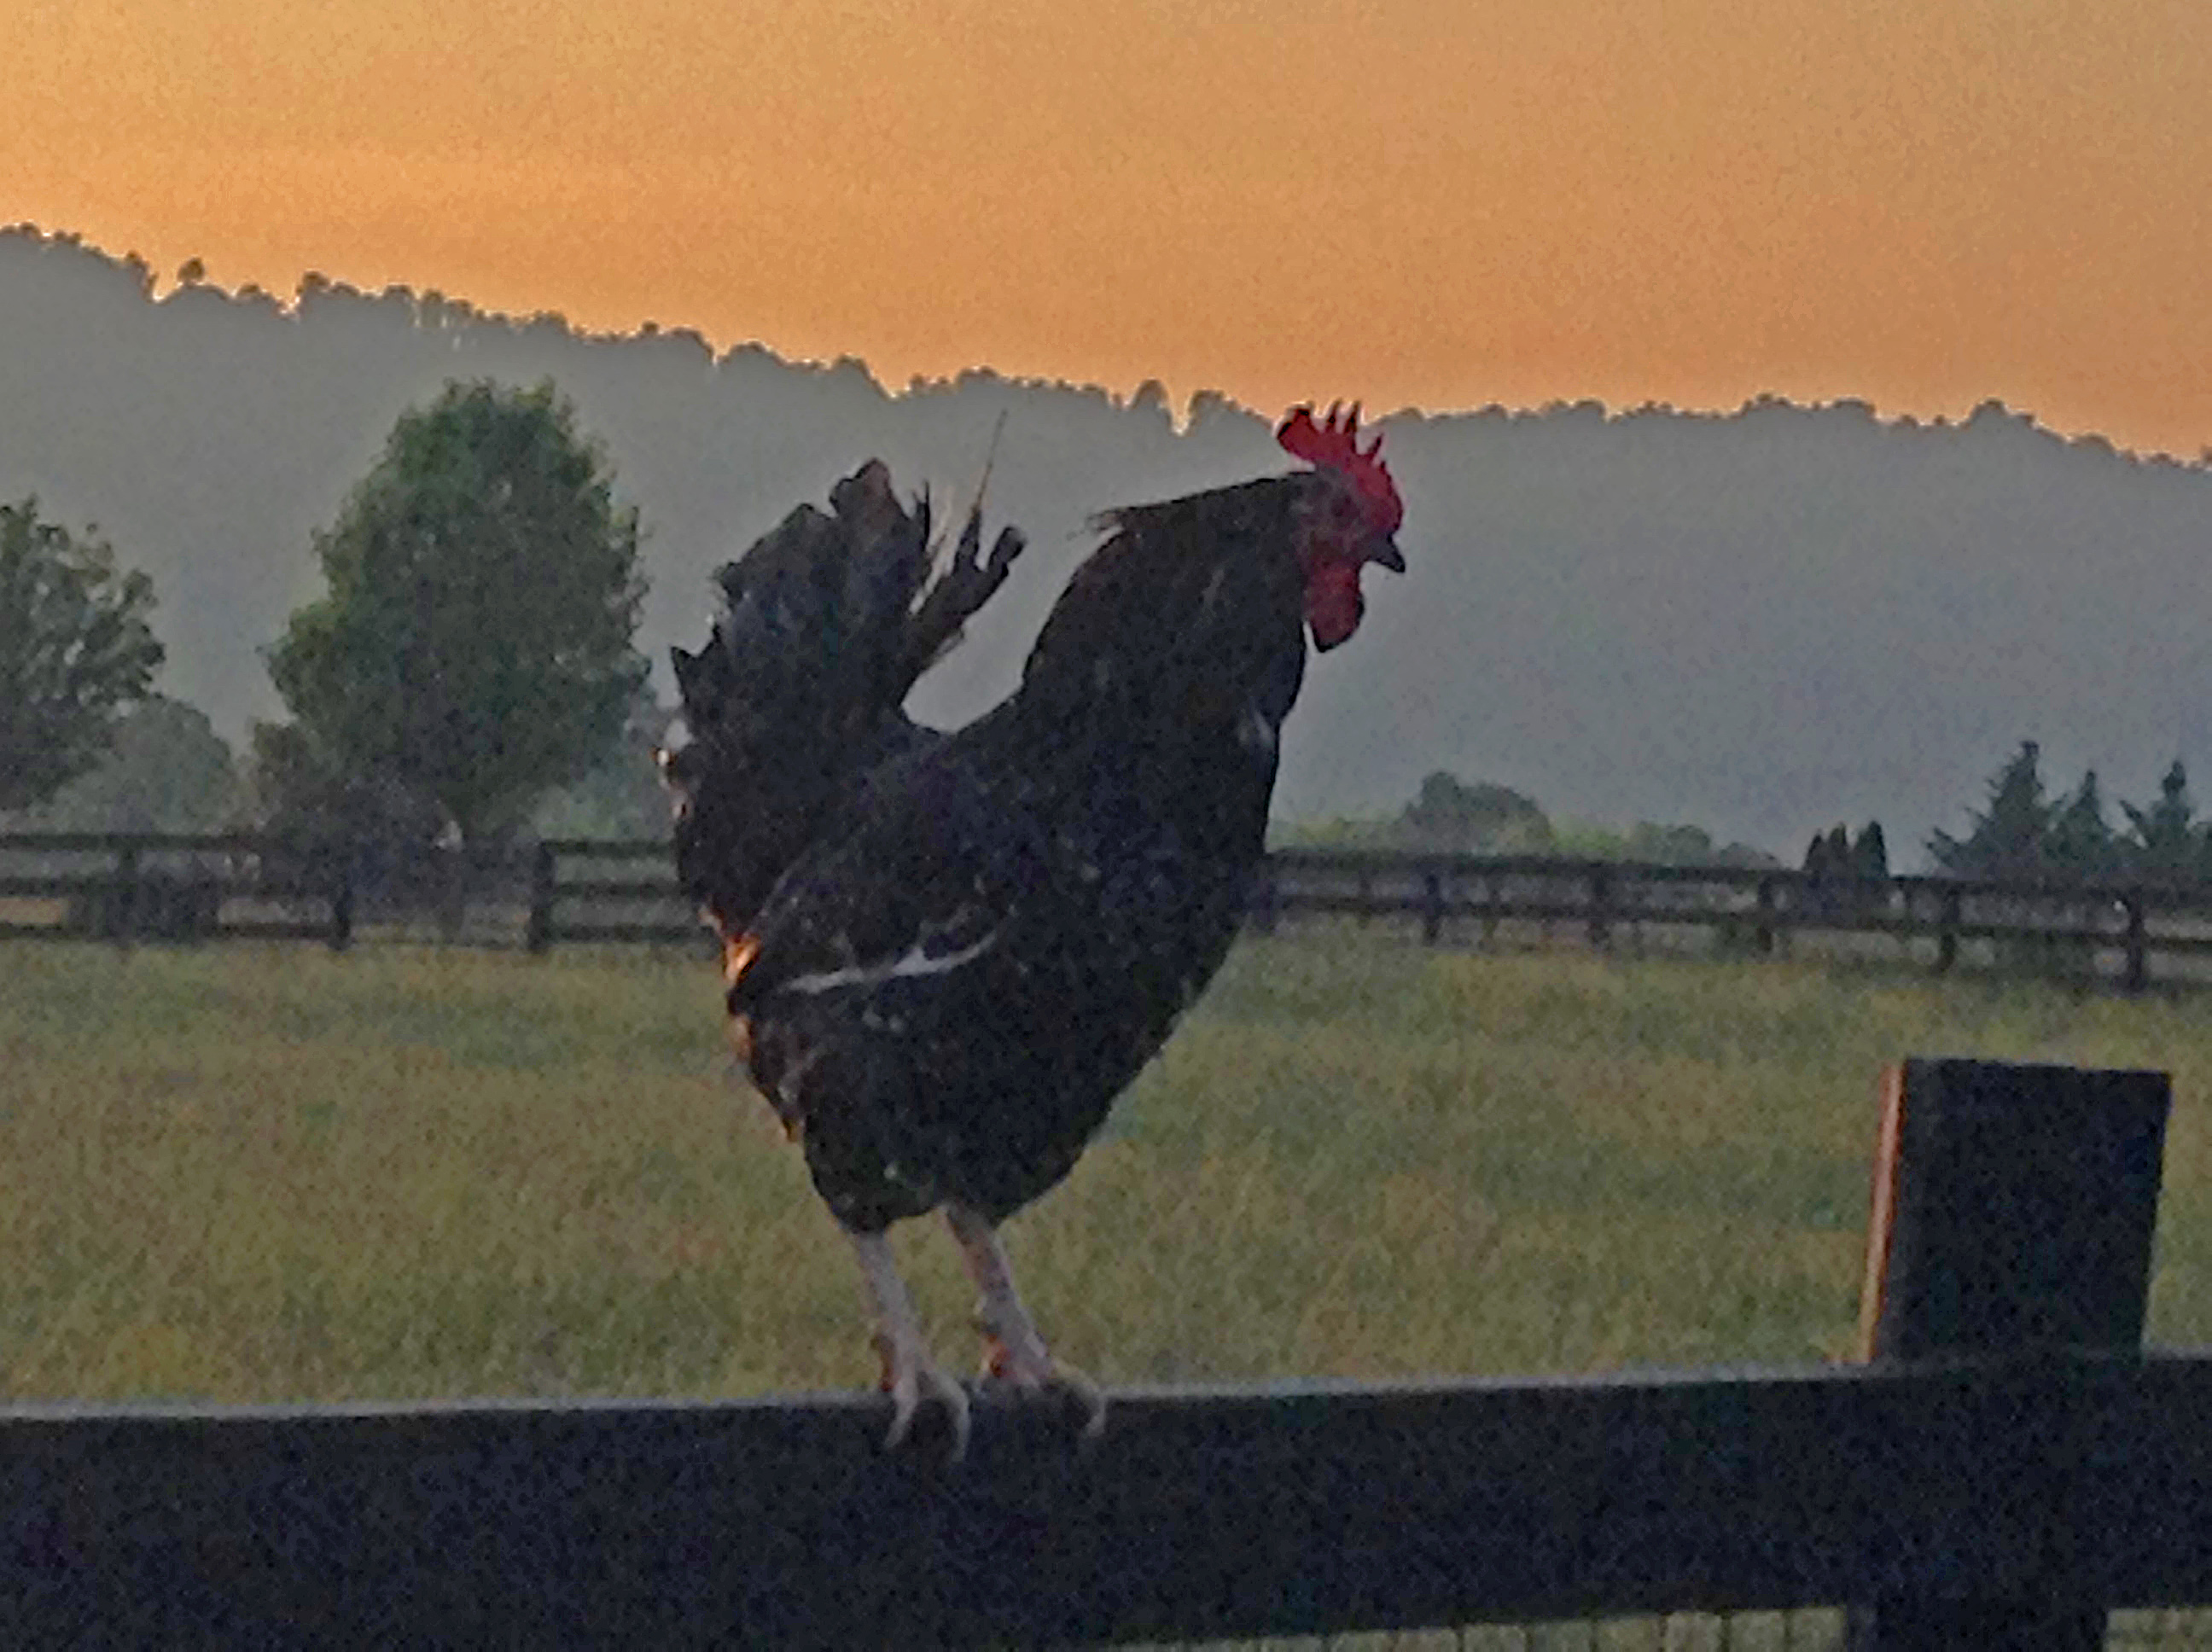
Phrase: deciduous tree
[
  {"left": 21, "top": 695, "right": 237, "bottom": 832},
  {"left": 532, "top": 687, "right": 678, "bottom": 841},
  {"left": 0, "top": 498, "right": 163, "bottom": 812},
  {"left": 263, "top": 381, "right": 648, "bottom": 848},
  {"left": 1397, "top": 770, "right": 1551, "bottom": 852}
]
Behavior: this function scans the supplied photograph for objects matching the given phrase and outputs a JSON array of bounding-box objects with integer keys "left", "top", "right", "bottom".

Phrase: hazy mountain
[{"left": 3, "top": 224, "right": 2207, "bottom": 863}]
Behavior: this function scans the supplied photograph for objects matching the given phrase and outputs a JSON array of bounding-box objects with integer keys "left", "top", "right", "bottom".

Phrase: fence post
[
  {"left": 2122, "top": 890, "right": 2147, "bottom": 993},
  {"left": 1481, "top": 872, "right": 1500, "bottom": 945},
  {"left": 1850, "top": 1058, "right": 2169, "bottom": 1650},
  {"left": 1586, "top": 867, "right": 1611, "bottom": 950},
  {"left": 1249, "top": 864, "right": 1278, "bottom": 934},
  {"left": 1934, "top": 886, "right": 1961, "bottom": 974},
  {"left": 1754, "top": 875, "right": 1777, "bottom": 957},
  {"left": 527, "top": 843, "right": 557, "bottom": 955},
  {"left": 328, "top": 856, "right": 354, "bottom": 953},
  {"left": 109, "top": 842, "right": 141, "bottom": 949},
  {"left": 1355, "top": 867, "right": 1373, "bottom": 926},
  {"left": 1420, "top": 870, "right": 1443, "bottom": 945}
]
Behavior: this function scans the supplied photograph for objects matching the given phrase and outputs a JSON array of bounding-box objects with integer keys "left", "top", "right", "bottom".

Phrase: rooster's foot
[
  {"left": 850, "top": 1228, "right": 969, "bottom": 1460},
  {"left": 976, "top": 1325, "right": 1108, "bottom": 1439},
  {"left": 945, "top": 1202, "right": 1107, "bottom": 1440},
  {"left": 875, "top": 1328, "right": 972, "bottom": 1459}
]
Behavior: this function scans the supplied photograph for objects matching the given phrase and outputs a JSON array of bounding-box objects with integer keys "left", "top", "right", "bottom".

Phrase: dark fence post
[
  {"left": 328, "top": 854, "right": 354, "bottom": 953},
  {"left": 1354, "top": 867, "right": 1373, "bottom": 926},
  {"left": 1934, "top": 886, "right": 1961, "bottom": 974},
  {"left": 110, "top": 842, "right": 141, "bottom": 948},
  {"left": 1754, "top": 875, "right": 1777, "bottom": 957},
  {"left": 1586, "top": 867, "right": 1611, "bottom": 950},
  {"left": 1481, "top": 871, "right": 1501, "bottom": 945},
  {"left": 527, "top": 842, "right": 557, "bottom": 955},
  {"left": 1249, "top": 864, "right": 1278, "bottom": 934},
  {"left": 1421, "top": 869, "right": 1443, "bottom": 945},
  {"left": 2122, "top": 891, "right": 2147, "bottom": 994},
  {"left": 1850, "top": 1057, "right": 2169, "bottom": 1651}
]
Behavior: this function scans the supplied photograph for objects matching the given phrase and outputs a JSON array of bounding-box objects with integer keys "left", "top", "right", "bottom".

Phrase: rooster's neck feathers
[{"left": 1017, "top": 474, "right": 1312, "bottom": 726}]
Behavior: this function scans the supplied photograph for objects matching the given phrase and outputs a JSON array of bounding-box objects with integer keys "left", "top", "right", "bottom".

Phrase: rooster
[{"left": 662, "top": 407, "right": 1404, "bottom": 1453}]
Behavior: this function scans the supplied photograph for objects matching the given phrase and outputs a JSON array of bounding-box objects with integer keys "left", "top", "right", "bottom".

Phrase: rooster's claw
[
  {"left": 876, "top": 1331, "right": 972, "bottom": 1462},
  {"left": 978, "top": 1337, "right": 1108, "bottom": 1440}
]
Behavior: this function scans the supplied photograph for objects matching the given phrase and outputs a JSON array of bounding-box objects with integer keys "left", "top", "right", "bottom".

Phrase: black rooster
[{"left": 664, "top": 408, "right": 1404, "bottom": 1452}]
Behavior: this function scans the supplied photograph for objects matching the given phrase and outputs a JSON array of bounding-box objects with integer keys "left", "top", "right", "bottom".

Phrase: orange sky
[{"left": 9, "top": 0, "right": 2211, "bottom": 455}]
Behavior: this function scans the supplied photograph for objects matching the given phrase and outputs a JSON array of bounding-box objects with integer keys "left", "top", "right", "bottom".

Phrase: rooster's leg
[
  {"left": 945, "top": 1203, "right": 1106, "bottom": 1437},
  {"left": 847, "top": 1228, "right": 970, "bottom": 1458}
]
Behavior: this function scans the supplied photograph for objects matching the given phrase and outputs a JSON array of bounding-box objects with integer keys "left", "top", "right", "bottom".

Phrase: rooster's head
[{"left": 1277, "top": 403, "right": 1405, "bottom": 651}]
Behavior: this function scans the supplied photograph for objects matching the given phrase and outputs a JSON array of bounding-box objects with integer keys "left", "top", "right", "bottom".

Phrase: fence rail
[
  {"left": 4, "top": 1353, "right": 2209, "bottom": 1648},
  {"left": 0, "top": 1059, "right": 2200, "bottom": 1647},
  {"left": 9, "top": 832, "right": 2212, "bottom": 988}
]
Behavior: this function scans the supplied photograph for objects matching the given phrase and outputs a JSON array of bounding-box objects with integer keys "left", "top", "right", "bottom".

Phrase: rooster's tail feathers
[{"left": 678, "top": 458, "right": 1027, "bottom": 756}]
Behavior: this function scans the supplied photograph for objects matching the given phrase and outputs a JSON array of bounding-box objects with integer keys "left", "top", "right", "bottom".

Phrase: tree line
[
  {"left": 1278, "top": 751, "right": 2212, "bottom": 891},
  {"left": 6, "top": 379, "right": 2210, "bottom": 896},
  {"left": 1273, "top": 770, "right": 1782, "bottom": 867},
  {"left": 1924, "top": 742, "right": 2212, "bottom": 886}
]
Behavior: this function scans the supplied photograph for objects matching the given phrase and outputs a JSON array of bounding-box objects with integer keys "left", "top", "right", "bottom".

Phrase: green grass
[{"left": 0, "top": 934, "right": 2207, "bottom": 1405}]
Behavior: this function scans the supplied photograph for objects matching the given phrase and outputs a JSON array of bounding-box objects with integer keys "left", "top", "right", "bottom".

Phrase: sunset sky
[{"left": 10, "top": 0, "right": 2211, "bottom": 456}]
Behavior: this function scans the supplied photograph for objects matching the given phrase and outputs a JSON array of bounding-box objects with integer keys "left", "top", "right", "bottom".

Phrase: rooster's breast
[{"left": 735, "top": 737, "right": 1269, "bottom": 1231}]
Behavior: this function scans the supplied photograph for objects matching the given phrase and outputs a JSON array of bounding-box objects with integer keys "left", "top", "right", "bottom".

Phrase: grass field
[
  {"left": 8, "top": 934, "right": 2212, "bottom": 1648},
  {"left": 3, "top": 930, "right": 2207, "bottom": 1408}
]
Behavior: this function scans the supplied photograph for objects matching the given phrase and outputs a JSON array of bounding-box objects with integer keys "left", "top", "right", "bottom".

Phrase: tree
[
  {"left": 1930, "top": 744, "right": 2126, "bottom": 980},
  {"left": 1397, "top": 771, "right": 1551, "bottom": 852},
  {"left": 19, "top": 695, "right": 238, "bottom": 832},
  {"left": 263, "top": 381, "right": 648, "bottom": 848},
  {"left": 1852, "top": 821, "right": 1889, "bottom": 879},
  {"left": 1802, "top": 828, "right": 1837, "bottom": 878},
  {"left": 2046, "top": 769, "right": 2119, "bottom": 878},
  {"left": 2122, "top": 760, "right": 2205, "bottom": 884},
  {"left": 1802, "top": 821, "right": 1887, "bottom": 917},
  {"left": 1821, "top": 823, "right": 1851, "bottom": 872},
  {"left": 1623, "top": 821, "right": 1716, "bottom": 864},
  {"left": 1928, "top": 741, "right": 2056, "bottom": 878},
  {"left": 0, "top": 498, "right": 164, "bottom": 812},
  {"left": 532, "top": 689, "right": 678, "bottom": 841},
  {"left": 245, "top": 716, "right": 450, "bottom": 905}
]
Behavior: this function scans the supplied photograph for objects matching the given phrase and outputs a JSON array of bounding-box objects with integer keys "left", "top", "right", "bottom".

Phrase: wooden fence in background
[
  {"left": 0, "top": 1060, "right": 2203, "bottom": 1646},
  {"left": 10, "top": 832, "right": 2212, "bottom": 990}
]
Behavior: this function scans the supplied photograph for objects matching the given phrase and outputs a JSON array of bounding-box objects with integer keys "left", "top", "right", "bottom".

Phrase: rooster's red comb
[{"left": 1277, "top": 402, "right": 1403, "bottom": 536}]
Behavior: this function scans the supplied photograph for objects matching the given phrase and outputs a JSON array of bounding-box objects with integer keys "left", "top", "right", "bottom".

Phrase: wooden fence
[
  {"left": 10, "top": 832, "right": 2212, "bottom": 990},
  {"left": 0, "top": 1059, "right": 2203, "bottom": 1646}
]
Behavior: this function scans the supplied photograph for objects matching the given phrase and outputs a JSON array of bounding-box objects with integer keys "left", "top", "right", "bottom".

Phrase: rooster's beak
[{"left": 1370, "top": 537, "right": 1406, "bottom": 574}]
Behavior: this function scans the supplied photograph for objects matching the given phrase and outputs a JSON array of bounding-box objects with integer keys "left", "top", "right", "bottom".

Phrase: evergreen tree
[
  {"left": 2046, "top": 769, "right": 2119, "bottom": 878},
  {"left": 1852, "top": 820, "right": 1889, "bottom": 879},
  {"left": 1928, "top": 741, "right": 2055, "bottom": 878},
  {"left": 1802, "top": 830, "right": 1827, "bottom": 875},
  {"left": 2122, "top": 759, "right": 2204, "bottom": 884}
]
